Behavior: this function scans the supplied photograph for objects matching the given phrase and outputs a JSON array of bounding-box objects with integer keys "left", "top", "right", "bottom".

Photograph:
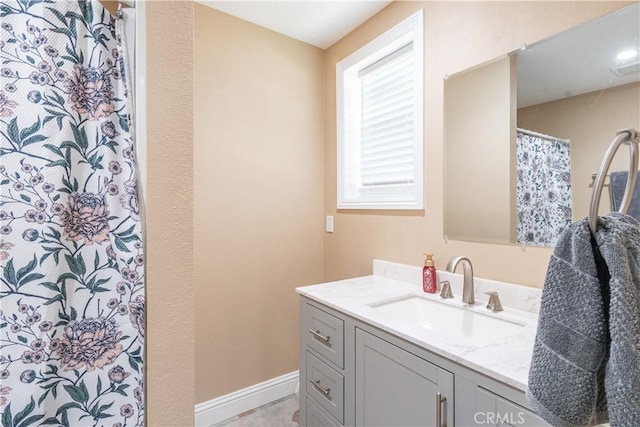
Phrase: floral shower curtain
[
  {"left": 1, "top": 1, "right": 144, "bottom": 426},
  {"left": 516, "top": 129, "right": 573, "bottom": 247}
]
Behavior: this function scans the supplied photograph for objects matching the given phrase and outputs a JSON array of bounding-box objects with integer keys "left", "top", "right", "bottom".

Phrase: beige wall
[
  {"left": 323, "top": 1, "right": 631, "bottom": 287},
  {"left": 518, "top": 81, "right": 640, "bottom": 221},
  {"left": 444, "top": 56, "right": 515, "bottom": 244},
  {"left": 99, "top": 1, "right": 118, "bottom": 14},
  {"left": 194, "top": 4, "right": 325, "bottom": 403},
  {"left": 146, "top": 1, "right": 195, "bottom": 425},
  {"left": 138, "top": 0, "right": 632, "bottom": 419}
]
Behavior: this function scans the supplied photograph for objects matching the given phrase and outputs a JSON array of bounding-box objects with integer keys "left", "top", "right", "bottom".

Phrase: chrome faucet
[{"left": 446, "top": 256, "right": 475, "bottom": 304}]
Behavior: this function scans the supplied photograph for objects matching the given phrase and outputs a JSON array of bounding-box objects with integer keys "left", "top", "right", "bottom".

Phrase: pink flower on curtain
[
  {"left": 64, "top": 66, "right": 115, "bottom": 120},
  {"left": 120, "top": 179, "right": 140, "bottom": 221},
  {"left": 0, "top": 239, "right": 13, "bottom": 260},
  {"left": 128, "top": 295, "right": 145, "bottom": 342},
  {"left": 0, "top": 386, "right": 10, "bottom": 407},
  {"left": 55, "top": 318, "right": 123, "bottom": 371},
  {"left": 60, "top": 192, "right": 110, "bottom": 244},
  {"left": 0, "top": 91, "right": 17, "bottom": 117}
]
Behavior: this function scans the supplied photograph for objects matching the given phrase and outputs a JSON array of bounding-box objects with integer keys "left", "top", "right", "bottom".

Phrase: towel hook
[{"left": 589, "top": 128, "right": 640, "bottom": 233}]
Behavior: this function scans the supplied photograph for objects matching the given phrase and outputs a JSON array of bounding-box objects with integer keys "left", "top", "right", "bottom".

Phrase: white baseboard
[{"left": 194, "top": 371, "right": 299, "bottom": 427}]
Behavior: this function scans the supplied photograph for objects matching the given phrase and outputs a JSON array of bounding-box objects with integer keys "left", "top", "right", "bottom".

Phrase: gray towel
[
  {"left": 526, "top": 213, "right": 640, "bottom": 426},
  {"left": 609, "top": 171, "right": 640, "bottom": 221}
]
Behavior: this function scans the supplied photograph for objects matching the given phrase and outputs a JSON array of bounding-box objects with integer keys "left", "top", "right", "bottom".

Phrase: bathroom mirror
[{"left": 444, "top": 3, "right": 640, "bottom": 247}]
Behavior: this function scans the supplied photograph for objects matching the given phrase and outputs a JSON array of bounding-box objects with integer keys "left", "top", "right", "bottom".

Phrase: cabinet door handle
[
  {"left": 436, "top": 392, "right": 447, "bottom": 427},
  {"left": 310, "top": 380, "right": 331, "bottom": 398},
  {"left": 308, "top": 329, "right": 331, "bottom": 343}
]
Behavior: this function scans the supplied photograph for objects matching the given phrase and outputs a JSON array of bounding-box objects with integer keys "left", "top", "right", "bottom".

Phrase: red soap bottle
[{"left": 423, "top": 253, "right": 437, "bottom": 293}]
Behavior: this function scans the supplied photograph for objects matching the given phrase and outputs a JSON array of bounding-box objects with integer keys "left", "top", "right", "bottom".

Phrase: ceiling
[
  {"left": 517, "top": 3, "right": 640, "bottom": 108},
  {"left": 197, "top": 1, "right": 393, "bottom": 49},
  {"left": 196, "top": 1, "right": 638, "bottom": 105}
]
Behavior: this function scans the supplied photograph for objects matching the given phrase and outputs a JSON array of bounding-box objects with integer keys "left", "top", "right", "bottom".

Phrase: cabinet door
[
  {"left": 476, "top": 388, "right": 548, "bottom": 427},
  {"left": 355, "top": 328, "right": 454, "bottom": 427},
  {"left": 453, "top": 378, "right": 549, "bottom": 427}
]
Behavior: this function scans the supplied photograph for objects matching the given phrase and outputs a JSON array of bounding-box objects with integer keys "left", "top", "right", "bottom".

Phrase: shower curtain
[
  {"left": 516, "top": 129, "right": 573, "bottom": 247},
  {"left": 1, "top": 1, "right": 144, "bottom": 426}
]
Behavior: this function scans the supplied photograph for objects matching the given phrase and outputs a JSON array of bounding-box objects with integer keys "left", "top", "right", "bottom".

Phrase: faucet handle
[
  {"left": 484, "top": 290, "right": 503, "bottom": 312},
  {"left": 439, "top": 281, "right": 454, "bottom": 299}
]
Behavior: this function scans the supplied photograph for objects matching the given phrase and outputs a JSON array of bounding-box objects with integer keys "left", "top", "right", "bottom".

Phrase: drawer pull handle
[
  {"left": 310, "top": 380, "right": 331, "bottom": 397},
  {"left": 436, "top": 392, "right": 447, "bottom": 427},
  {"left": 309, "top": 329, "right": 331, "bottom": 343}
]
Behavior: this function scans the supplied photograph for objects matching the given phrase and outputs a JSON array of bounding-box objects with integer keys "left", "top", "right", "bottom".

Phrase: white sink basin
[{"left": 368, "top": 294, "right": 526, "bottom": 341}]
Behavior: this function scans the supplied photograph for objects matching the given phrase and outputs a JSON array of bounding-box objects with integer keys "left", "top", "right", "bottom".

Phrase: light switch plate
[{"left": 326, "top": 215, "right": 334, "bottom": 233}]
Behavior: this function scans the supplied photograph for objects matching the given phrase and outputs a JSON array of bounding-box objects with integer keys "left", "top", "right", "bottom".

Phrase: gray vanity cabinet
[
  {"left": 299, "top": 296, "right": 548, "bottom": 427},
  {"left": 306, "top": 397, "right": 339, "bottom": 427},
  {"left": 455, "top": 376, "right": 547, "bottom": 427},
  {"left": 300, "top": 300, "right": 354, "bottom": 426},
  {"left": 475, "top": 389, "right": 546, "bottom": 426},
  {"left": 355, "top": 328, "right": 454, "bottom": 426}
]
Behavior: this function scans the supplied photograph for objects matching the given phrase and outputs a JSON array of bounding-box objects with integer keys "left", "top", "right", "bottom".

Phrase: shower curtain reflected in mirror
[
  {"left": 0, "top": 1, "right": 144, "bottom": 425},
  {"left": 516, "top": 129, "right": 573, "bottom": 247}
]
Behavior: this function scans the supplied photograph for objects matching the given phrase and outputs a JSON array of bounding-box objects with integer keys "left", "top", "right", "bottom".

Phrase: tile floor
[{"left": 215, "top": 395, "right": 299, "bottom": 427}]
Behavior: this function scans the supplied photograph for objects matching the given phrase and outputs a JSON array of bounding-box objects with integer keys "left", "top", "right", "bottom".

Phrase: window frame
[{"left": 336, "top": 10, "right": 424, "bottom": 210}]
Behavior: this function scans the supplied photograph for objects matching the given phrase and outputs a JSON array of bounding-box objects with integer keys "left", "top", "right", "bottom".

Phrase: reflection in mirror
[{"left": 444, "top": 3, "right": 640, "bottom": 248}]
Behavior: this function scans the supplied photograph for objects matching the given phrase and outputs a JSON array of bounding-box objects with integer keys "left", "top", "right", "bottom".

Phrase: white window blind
[
  {"left": 360, "top": 43, "right": 414, "bottom": 194},
  {"left": 336, "top": 10, "right": 423, "bottom": 210}
]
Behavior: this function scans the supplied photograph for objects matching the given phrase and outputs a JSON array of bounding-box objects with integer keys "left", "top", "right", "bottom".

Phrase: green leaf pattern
[{"left": 1, "top": 1, "right": 144, "bottom": 425}]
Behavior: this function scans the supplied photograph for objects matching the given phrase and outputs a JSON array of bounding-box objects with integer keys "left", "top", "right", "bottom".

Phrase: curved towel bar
[{"left": 589, "top": 128, "right": 640, "bottom": 233}]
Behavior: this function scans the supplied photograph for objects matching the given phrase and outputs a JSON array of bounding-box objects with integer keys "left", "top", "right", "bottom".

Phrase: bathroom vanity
[{"left": 297, "top": 260, "right": 548, "bottom": 426}]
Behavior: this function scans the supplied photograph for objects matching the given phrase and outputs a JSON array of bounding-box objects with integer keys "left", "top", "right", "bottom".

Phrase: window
[{"left": 337, "top": 10, "right": 424, "bottom": 210}]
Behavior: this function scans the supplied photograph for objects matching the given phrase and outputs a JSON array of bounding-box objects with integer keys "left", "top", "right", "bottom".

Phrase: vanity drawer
[
  {"left": 306, "top": 351, "right": 344, "bottom": 424},
  {"left": 305, "top": 398, "right": 339, "bottom": 427},
  {"left": 303, "top": 303, "right": 344, "bottom": 368}
]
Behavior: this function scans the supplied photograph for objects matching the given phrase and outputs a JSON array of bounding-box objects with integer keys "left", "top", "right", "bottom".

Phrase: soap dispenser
[{"left": 423, "top": 253, "right": 437, "bottom": 293}]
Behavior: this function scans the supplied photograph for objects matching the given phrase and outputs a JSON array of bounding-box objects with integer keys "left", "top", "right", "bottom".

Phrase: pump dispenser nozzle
[{"left": 424, "top": 253, "right": 434, "bottom": 267}]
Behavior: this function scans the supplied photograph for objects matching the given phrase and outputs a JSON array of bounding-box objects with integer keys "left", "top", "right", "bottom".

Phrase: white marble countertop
[{"left": 296, "top": 260, "right": 542, "bottom": 392}]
